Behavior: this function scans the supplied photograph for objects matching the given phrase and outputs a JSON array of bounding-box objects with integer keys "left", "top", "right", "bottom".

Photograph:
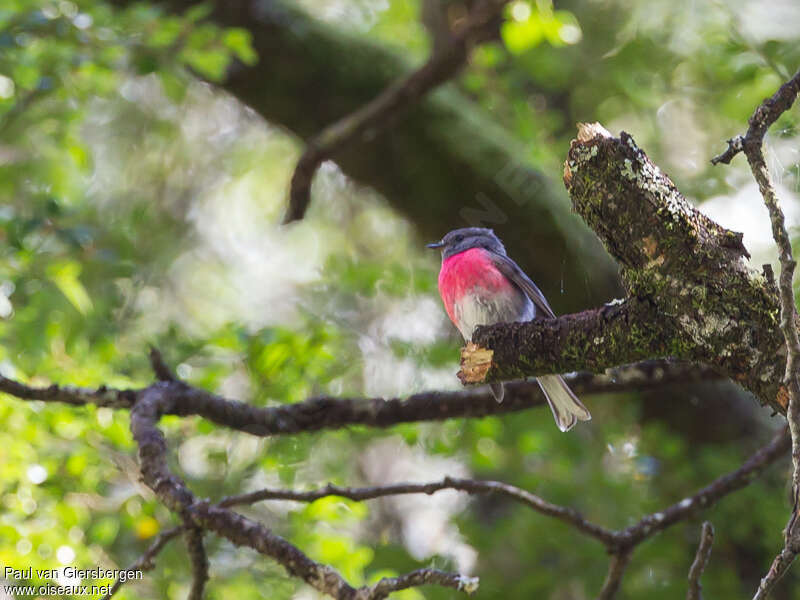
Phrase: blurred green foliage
[{"left": 0, "top": 1, "right": 798, "bottom": 599}]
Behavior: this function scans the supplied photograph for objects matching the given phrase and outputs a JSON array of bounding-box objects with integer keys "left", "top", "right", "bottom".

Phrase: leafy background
[{"left": 0, "top": 0, "right": 799, "bottom": 598}]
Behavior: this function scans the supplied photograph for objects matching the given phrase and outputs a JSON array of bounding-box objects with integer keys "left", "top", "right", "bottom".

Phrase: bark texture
[{"left": 465, "top": 123, "right": 786, "bottom": 414}]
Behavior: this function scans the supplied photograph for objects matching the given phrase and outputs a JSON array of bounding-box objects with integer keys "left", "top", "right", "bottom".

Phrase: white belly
[{"left": 453, "top": 288, "right": 534, "bottom": 341}]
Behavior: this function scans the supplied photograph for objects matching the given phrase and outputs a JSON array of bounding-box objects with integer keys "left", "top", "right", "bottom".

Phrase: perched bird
[{"left": 427, "top": 227, "right": 591, "bottom": 432}]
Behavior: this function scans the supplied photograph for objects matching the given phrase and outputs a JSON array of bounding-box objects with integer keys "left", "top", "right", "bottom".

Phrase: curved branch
[
  {"left": 285, "top": 0, "right": 509, "bottom": 222},
  {"left": 129, "top": 385, "right": 476, "bottom": 600},
  {"left": 718, "top": 66, "right": 800, "bottom": 600},
  {"left": 220, "top": 427, "right": 789, "bottom": 556},
  {"left": 220, "top": 476, "right": 617, "bottom": 546}
]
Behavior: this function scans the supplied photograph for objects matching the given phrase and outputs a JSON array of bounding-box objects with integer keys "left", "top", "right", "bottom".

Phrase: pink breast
[{"left": 437, "top": 248, "right": 513, "bottom": 326}]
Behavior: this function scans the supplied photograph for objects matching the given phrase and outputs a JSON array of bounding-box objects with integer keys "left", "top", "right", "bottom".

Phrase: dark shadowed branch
[
  {"left": 129, "top": 385, "right": 477, "bottom": 600},
  {"left": 0, "top": 359, "right": 720, "bottom": 435},
  {"left": 687, "top": 522, "right": 715, "bottom": 600},
  {"left": 285, "top": 0, "right": 509, "bottom": 223}
]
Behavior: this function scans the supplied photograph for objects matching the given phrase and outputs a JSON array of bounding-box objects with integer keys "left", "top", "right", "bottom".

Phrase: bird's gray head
[{"left": 426, "top": 227, "right": 507, "bottom": 259}]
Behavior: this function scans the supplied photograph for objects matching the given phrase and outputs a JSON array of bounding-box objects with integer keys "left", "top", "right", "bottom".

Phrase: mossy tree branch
[
  {"left": 107, "top": 0, "right": 622, "bottom": 312},
  {"left": 461, "top": 122, "right": 786, "bottom": 415}
]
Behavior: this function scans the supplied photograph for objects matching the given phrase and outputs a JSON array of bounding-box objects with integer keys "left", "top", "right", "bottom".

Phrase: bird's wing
[{"left": 488, "top": 252, "right": 557, "bottom": 319}]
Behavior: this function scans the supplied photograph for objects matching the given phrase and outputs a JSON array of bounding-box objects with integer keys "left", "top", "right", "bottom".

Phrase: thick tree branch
[
  {"left": 460, "top": 297, "right": 671, "bottom": 385},
  {"left": 286, "top": 0, "right": 509, "bottom": 223},
  {"left": 462, "top": 122, "right": 787, "bottom": 414},
  {"left": 687, "top": 521, "right": 714, "bottom": 600}
]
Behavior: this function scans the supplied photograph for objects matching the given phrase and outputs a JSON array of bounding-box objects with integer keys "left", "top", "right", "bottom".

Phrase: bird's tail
[
  {"left": 489, "top": 382, "right": 504, "bottom": 402},
  {"left": 537, "top": 375, "right": 591, "bottom": 432}
]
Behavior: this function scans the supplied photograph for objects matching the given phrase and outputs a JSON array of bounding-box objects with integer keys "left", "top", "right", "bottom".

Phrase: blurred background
[{"left": 0, "top": 0, "right": 800, "bottom": 598}]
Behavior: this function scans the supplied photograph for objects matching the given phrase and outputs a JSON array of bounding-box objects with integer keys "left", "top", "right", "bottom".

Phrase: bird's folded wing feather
[{"left": 488, "top": 252, "right": 556, "bottom": 319}]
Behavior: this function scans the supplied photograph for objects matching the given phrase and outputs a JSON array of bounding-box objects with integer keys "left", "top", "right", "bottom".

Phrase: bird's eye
[{"left": 454, "top": 235, "right": 464, "bottom": 243}]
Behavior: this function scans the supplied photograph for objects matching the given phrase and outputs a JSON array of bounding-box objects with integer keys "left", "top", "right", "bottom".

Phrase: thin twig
[
  {"left": 284, "top": 0, "right": 509, "bottom": 223},
  {"left": 687, "top": 521, "right": 715, "bottom": 600},
  {"left": 100, "top": 525, "right": 184, "bottom": 600},
  {"left": 220, "top": 476, "right": 617, "bottom": 546},
  {"left": 596, "top": 551, "right": 631, "bottom": 600},
  {"left": 713, "top": 66, "right": 800, "bottom": 600},
  {"left": 221, "top": 426, "right": 789, "bottom": 556},
  {"left": 185, "top": 526, "right": 209, "bottom": 600},
  {"left": 149, "top": 346, "right": 178, "bottom": 382}
]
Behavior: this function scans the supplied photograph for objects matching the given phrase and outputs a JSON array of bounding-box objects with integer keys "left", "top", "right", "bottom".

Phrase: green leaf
[
  {"left": 223, "top": 28, "right": 258, "bottom": 66},
  {"left": 501, "top": 14, "right": 544, "bottom": 54},
  {"left": 46, "top": 261, "right": 93, "bottom": 315}
]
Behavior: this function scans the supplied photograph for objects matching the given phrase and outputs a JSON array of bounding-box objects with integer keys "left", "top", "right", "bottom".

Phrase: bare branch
[
  {"left": 596, "top": 551, "right": 631, "bottom": 600},
  {"left": 221, "top": 426, "right": 789, "bottom": 556},
  {"left": 360, "top": 568, "right": 479, "bottom": 599},
  {"left": 615, "top": 427, "right": 788, "bottom": 550},
  {"left": 0, "top": 375, "right": 135, "bottom": 409},
  {"left": 185, "top": 526, "right": 209, "bottom": 600},
  {"left": 220, "top": 476, "right": 617, "bottom": 546},
  {"left": 710, "top": 66, "right": 800, "bottom": 600},
  {"left": 712, "top": 68, "right": 800, "bottom": 164},
  {"left": 754, "top": 548, "right": 797, "bottom": 600},
  {"left": 129, "top": 385, "right": 475, "bottom": 600},
  {"left": 687, "top": 521, "right": 715, "bottom": 600},
  {"left": 0, "top": 359, "right": 721, "bottom": 435},
  {"left": 284, "top": 0, "right": 510, "bottom": 223},
  {"left": 149, "top": 346, "right": 178, "bottom": 382},
  {"left": 100, "top": 525, "right": 184, "bottom": 600}
]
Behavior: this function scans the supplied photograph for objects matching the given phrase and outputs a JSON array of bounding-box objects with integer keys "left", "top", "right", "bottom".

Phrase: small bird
[{"left": 427, "top": 227, "right": 591, "bottom": 432}]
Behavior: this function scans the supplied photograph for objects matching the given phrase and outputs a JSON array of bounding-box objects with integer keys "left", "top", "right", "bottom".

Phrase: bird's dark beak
[{"left": 426, "top": 241, "right": 444, "bottom": 249}]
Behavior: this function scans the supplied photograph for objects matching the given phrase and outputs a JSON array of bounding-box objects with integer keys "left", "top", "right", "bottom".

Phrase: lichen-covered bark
[
  {"left": 463, "top": 298, "right": 674, "bottom": 383},
  {"left": 468, "top": 124, "right": 787, "bottom": 414}
]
